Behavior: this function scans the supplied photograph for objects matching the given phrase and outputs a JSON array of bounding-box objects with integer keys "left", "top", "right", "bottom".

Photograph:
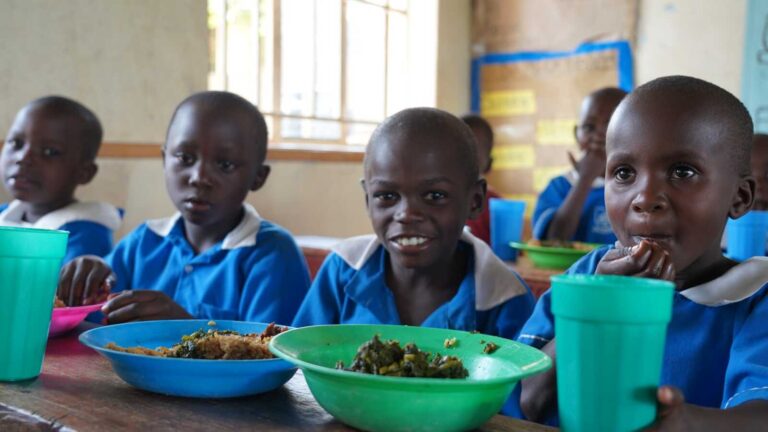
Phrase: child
[
  {"left": 532, "top": 87, "right": 627, "bottom": 244},
  {"left": 461, "top": 114, "right": 501, "bottom": 245},
  {"left": 57, "top": 91, "right": 311, "bottom": 324},
  {"left": 0, "top": 96, "right": 122, "bottom": 263},
  {"left": 517, "top": 76, "right": 768, "bottom": 428},
  {"left": 752, "top": 133, "right": 768, "bottom": 211},
  {"left": 292, "top": 107, "right": 534, "bottom": 340}
]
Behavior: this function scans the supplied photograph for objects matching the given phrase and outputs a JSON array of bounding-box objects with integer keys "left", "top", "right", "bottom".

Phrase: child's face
[
  {"left": 575, "top": 93, "right": 623, "bottom": 152},
  {"left": 1, "top": 105, "right": 92, "bottom": 208},
  {"left": 164, "top": 103, "right": 268, "bottom": 229},
  {"left": 606, "top": 101, "right": 751, "bottom": 274},
  {"left": 752, "top": 137, "right": 768, "bottom": 211},
  {"left": 363, "top": 132, "right": 483, "bottom": 270}
]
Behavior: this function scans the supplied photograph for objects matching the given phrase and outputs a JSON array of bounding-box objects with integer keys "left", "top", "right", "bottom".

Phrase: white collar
[
  {"left": 564, "top": 170, "right": 605, "bottom": 188},
  {"left": 679, "top": 257, "right": 768, "bottom": 306},
  {"left": 332, "top": 231, "right": 530, "bottom": 310},
  {"left": 0, "top": 200, "right": 122, "bottom": 231},
  {"left": 145, "top": 203, "right": 263, "bottom": 250}
]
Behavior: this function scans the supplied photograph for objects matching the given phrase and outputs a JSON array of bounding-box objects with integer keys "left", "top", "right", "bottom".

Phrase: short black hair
[
  {"left": 587, "top": 87, "right": 628, "bottom": 103},
  {"left": 168, "top": 91, "right": 269, "bottom": 165},
  {"left": 619, "top": 75, "right": 753, "bottom": 176},
  {"left": 28, "top": 96, "right": 103, "bottom": 161},
  {"left": 460, "top": 113, "right": 494, "bottom": 146},
  {"left": 365, "top": 107, "right": 479, "bottom": 183}
]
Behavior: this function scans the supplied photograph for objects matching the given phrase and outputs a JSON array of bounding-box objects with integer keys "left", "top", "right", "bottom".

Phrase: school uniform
[
  {"left": 514, "top": 245, "right": 768, "bottom": 424},
  {"left": 291, "top": 231, "right": 536, "bottom": 340},
  {"left": 106, "top": 204, "right": 310, "bottom": 325},
  {"left": 532, "top": 171, "right": 615, "bottom": 244},
  {"left": 0, "top": 200, "right": 121, "bottom": 263}
]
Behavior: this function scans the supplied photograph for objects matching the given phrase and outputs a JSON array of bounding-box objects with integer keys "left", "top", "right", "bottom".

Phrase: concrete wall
[{"left": 635, "top": 0, "right": 747, "bottom": 95}]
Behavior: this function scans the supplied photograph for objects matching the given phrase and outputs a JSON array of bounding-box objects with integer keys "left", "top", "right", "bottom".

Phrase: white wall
[{"left": 635, "top": 0, "right": 747, "bottom": 95}]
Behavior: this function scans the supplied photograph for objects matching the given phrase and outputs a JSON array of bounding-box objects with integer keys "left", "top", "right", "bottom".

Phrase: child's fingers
[
  {"left": 82, "top": 267, "right": 112, "bottom": 305},
  {"left": 596, "top": 242, "right": 652, "bottom": 275},
  {"left": 57, "top": 263, "right": 76, "bottom": 305},
  {"left": 66, "top": 262, "right": 93, "bottom": 307},
  {"left": 567, "top": 151, "right": 578, "bottom": 170},
  {"left": 657, "top": 386, "right": 685, "bottom": 416},
  {"left": 104, "top": 302, "right": 143, "bottom": 324}
]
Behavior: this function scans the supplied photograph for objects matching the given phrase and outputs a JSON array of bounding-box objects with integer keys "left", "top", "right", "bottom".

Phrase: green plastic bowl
[
  {"left": 269, "top": 324, "right": 551, "bottom": 432},
  {"left": 510, "top": 241, "right": 599, "bottom": 270}
]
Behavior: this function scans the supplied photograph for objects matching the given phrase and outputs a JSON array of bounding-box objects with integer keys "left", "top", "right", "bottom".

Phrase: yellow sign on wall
[
  {"left": 492, "top": 145, "right": 535, "bottom": 169},
  {"left": 536, "top": 119, "right": 577, "bottom": 145},
  {"left": 481, "top": 90, "right": 537, "bottom": 117}
]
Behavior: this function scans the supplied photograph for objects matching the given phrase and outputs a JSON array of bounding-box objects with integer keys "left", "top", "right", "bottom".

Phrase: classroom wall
[{"left": 635, "top": 0, "right": 747, "bottom": 95}]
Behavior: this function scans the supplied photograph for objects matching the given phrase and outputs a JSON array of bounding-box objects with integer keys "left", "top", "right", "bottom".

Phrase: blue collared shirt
[
  {"left": 106, "top": 205, "right": 310, "bottom": 325},
  {"left": 513, "top": 246, "right": 768, "bottom": 423},
  {"left": 532, "top": 173, "right": 616, "bottom": 244}
]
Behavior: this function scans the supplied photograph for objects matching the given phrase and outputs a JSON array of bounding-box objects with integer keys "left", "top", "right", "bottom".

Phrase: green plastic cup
[
  {"left": 551, "top": 274, "right": 674, "bottom": 432},
  {"left": 0, "top": 226, "right": 68, "bottom": 381}
]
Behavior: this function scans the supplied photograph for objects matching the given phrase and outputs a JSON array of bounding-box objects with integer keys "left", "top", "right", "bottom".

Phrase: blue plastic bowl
[{"left": 79, "top": 320, "right": 296, "bottom": 398}]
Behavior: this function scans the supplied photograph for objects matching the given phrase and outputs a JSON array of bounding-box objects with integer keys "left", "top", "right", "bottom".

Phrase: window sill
[{"left": 98, "top": 142, "right": 365, "bottom": 163}]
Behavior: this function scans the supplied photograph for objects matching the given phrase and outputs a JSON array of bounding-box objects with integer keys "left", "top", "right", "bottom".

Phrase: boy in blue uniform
[
  {"left": 0, "top": 96, "right": 122, "bottom": 265},
  {"left": 292, "top": 108, "right": 534, "bottom": 340},
  {"left": 518, "top": 76, "right": 768, "bottom": 428},
  {"left": 532, "top": 87, "right": 626, "bottom": 244},
  {"left": 57, "top": 92, "right": 310, "bottom": 324}
]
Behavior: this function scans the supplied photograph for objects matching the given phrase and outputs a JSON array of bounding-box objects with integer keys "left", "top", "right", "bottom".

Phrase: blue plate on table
[{"left": 79, "top": 320, "right": 297, "bottom": 398}]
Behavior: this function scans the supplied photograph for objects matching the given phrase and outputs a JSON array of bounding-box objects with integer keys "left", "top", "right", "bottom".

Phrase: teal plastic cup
[
  {"left": 551, "top": 274, "right": 674, "bottom": 432},
  {"left": 0, "top": 227, "right": 68, "bottom": 381}
]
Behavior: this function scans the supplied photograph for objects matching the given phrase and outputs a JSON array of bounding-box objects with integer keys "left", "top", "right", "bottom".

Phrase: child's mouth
[
  {"left": 390, "top": 235, "right": 431, "bottom": 252},
  {"left": 184, "top": 198, "right": 211, "bottom": 212}
]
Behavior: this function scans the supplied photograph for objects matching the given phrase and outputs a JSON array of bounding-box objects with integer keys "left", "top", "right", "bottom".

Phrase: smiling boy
[
  {"left": 292, "top": 108, "right": 534, "bottom": 339},
  {"left": 517, "top": 76, "right": 768, "bottom": 429},
  {"left": 58, "top": 91, "right": 310, "bottom": 324},
  {"left": 0, "top": 96, "right": 122, "bottom": 264}
]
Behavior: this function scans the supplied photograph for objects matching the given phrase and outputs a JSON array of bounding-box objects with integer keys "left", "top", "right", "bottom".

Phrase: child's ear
[
  {"left": 729, "top": 175, "right": 756, "bottom": 219},
  {"left": 249, "top": 164, "right": 271, "bottom": 192},
  {"left": 468, "top": 178, "right": 487, "bottom": 220},
  {"left": 77, "top": 161, "right": 98, "bottom": 185}
]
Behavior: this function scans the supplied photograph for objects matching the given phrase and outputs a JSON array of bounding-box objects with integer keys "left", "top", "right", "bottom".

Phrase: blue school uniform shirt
[
  {"left": 106, "top": 204, "right": 310, "bottom": 325},
  {"left": 292, "top": 231, "right": 536, "bottom": 340},
  {"left": 0, "top": 200, "right": 121, "bottom": 263},
  {"left": 514, "top": 245, "right": 768, "bottom": 424},
  {"left": 532, "top": 172, "right": 615, "bottom": 244}
]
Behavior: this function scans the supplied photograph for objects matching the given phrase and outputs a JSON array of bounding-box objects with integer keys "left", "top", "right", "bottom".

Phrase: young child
[
  {"left": 292, "top": 107, "right": 534, "bottom": 340},
  {"left": 517, "top": 76, "right": 768, "bottom": 428},
  {"left": 0, "top": 96, "right": 122, "bottom": 263},
  {"left": 532, "top": 87, "right": 627, "bottom": 244},
  {"left": 57, "top": 91, "right": 310, "bottom": 324},
  {"left": 752, "top": 133, "right": 768, "bottom": 211},
  {"left": 461, "top": 114, "right": 501, "bottom": 245}
]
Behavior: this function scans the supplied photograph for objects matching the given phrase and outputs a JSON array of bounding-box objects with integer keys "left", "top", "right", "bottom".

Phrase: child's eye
[
  {"left": 373, "top": 191, "right": 398, "bottom": 202},
  {"left": 579, "top": 124, "right": 596, "bottom": 133},
  {"left": 5, "top": 139, "right": 23, "bottom": 150},
  {"left": 424, "top": 191, "right": 447, "bottom": 201},
  {"left": 671, "top": 165, "right": 697, "bottom": 179},
  {"left": 175, "top": 152, "right": 195, "bottom": 165},
  {"left": 218, "top": 160, "right": 236, "bottom": 172},
  {"left": 613, "top": 166, "right": 635, "bottom": 182},
  {"left": 41, "top": 147, "right": 62, "bottom": 157}
]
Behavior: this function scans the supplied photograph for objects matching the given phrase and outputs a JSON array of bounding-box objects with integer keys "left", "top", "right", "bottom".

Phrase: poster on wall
[
  {"left": 471, "top": 42, "right": 634, "bottom": 220},
  {"left": 741, "top": 0, "right": 768, "bottom": 132}
]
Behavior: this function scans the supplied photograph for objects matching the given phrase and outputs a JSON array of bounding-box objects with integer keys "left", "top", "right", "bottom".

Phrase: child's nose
[
  {"left": 15, "top": 145, "right": 34, "bottom": 165},
  {"left": 188, "top": 161, "right": 213, "bottom": 187},
  {"left": 393, "top": 199, "right": 424, "bottom": 223},
  {"left": 630, "top": 178, "right": 668, "bottom": 213}
]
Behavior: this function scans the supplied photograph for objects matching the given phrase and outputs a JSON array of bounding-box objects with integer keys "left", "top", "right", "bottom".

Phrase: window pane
[
  {"left": 346, "top": 122, "right": 377, "bottom": 145},
  {"left": 388, "top": 0, "right": 408, "bottom": 12},
  {"left": 225, "top": 0, "right": 260, "bottom": 103},
  {"left": 345, "top": 1, "right": 386, "bottom": 122},
  {"left": 282, "top": 118, "right": 341, "bottom": 141},
  {"left": 208, "top": 0, "right": 226, "bottom": 90},
  {"left": 386, "top": 10, "right": 408, "bottom": 116},
  {"left": 258, "top": 0, "right": 274, "bottom": 112},
  {"left": 314, "top": 0, "right": 341, "bottom": 119}
]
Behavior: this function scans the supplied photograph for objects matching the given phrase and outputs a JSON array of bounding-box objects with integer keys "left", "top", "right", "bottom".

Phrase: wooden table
[
  {"left": 507, "top": 256, "right": 563, "bottom": 299},
  {"left": 0, "top": 325, "right": 555, "bottom": 432}
]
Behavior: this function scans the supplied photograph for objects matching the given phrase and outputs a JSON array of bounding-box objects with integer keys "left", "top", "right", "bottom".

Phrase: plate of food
[
  {"left": 510, "top": 240, "right": 601, "bottom": 270},
  {"left": 269, "top": 324, "right": 551, "bottom": 432},
  {"left": 79, "top": 320, "right": 297, "bottom": 398},
  {"left": 49, "top": 298, "right": 105, "bottom": 337}
]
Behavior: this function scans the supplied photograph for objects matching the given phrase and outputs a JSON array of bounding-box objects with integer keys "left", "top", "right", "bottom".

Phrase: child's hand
[
  {"left": 644, "top": 386, "right": 693, "bottom": 431},
  {"left": 101, "top": 290, "right": 192, "bottom": 324},
  {"left": 57, "top": 256, "right": 114, "bottom": 307},
  {"left": 596, "top": 240, "right": 675, "bottom": 281},
  {"left": 568, "top": 144, "right": 606, "bottom": 181}
]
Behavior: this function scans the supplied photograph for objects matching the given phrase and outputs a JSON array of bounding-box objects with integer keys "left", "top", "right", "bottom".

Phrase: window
[{"left": 208, "top": 0, "right": 410, "bottom": 147}]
